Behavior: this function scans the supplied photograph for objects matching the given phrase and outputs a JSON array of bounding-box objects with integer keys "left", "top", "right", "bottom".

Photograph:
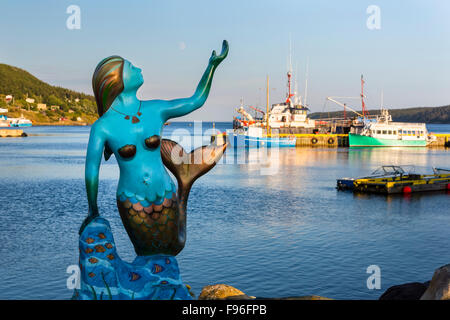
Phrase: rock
[
  {"left": 420, "top": 264, "right": 450, "bottom": 300},
  {"left": 225, "top": 294, "right": 256, "bottom": 300},
  {"left": 199, "top": 284, "right": 249, "bottom": 300},
  {"left": 199, "top": 284, "right": 332, "bottom": 300},
  {"left": 379, "top": 282, "right": 429, "bottom": 300}
]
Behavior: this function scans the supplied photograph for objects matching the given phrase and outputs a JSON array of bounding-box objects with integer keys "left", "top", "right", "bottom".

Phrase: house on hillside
[
  {"left": 37, "top": 103, "right": 47, "bottom": 111},
  {"left": 50, "top": 105, "right": 60, "bottom": 111}
]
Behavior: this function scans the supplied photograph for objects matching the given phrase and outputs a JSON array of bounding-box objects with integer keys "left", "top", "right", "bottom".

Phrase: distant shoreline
[
  {"left": 309, "top": 105, "right": 450, "bottom": 124},
  {"left": 33, "top": 122, "right": 89, "bottom": 126}
]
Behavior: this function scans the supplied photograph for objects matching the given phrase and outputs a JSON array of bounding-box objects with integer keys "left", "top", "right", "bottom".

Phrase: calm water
[{"left": 0, "top": 123, "right": 449, "bottom": 300}]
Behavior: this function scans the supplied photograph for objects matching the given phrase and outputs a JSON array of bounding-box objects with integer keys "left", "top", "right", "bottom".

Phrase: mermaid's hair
[{"left": 92, "top": 56, "right": 125, "bottom": 117}]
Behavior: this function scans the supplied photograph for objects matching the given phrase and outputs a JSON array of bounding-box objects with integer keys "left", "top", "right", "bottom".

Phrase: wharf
[
  {"left": 0, "top": 129, "right": 27, "bottom": 137},
  {"left": 429, "top": 134, "right": 450, "bottom": 148},
  {"left": 271, "top": 133, "right": 450, "bottom": 147}
]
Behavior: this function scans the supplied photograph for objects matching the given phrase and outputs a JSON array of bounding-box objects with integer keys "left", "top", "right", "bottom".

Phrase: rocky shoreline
[{"left": 197, "top": 264, "right": 450, "bottom": 300}]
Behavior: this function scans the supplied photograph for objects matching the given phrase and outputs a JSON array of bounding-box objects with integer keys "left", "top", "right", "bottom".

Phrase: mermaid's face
[{"left": 122, "top": 60, "right": 144, "bottom": 91}]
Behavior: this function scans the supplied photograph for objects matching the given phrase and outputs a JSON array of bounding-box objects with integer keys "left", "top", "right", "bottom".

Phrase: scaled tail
[{"left": 160, "top": 138, "right": 227, "bottom": 211}]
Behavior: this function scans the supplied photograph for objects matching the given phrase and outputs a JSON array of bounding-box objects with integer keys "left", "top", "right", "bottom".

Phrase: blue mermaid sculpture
[{"left": 74, "top": 41, "right": 228, "bottom": 300}]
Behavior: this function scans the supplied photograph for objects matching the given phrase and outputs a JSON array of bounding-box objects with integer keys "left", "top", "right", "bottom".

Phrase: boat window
[
  {"left": 393, "top": 131, "right": 397, "bottom": 135},
  {"left": 382, "top": 130, "right": 387, "bottom": 135},
  {"left": 377, "top": 130, "right": 381, "bottom": 134},
  {"left": 388, "top": 130, "right": 392, "bottom": 135},
  {"left": 408, "top": 130, "right": 412, "bottom": 135}
]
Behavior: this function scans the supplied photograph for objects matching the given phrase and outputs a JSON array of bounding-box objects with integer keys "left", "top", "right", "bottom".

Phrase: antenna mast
[
  {"left": 285, "top": 39, "right": 294, "bottom": 104},
  {"left": 360, "top": 74, "right": 366, "bottom": 118},
  {"left": 304, "top": 58, "right": 309, "bottom": 107}
]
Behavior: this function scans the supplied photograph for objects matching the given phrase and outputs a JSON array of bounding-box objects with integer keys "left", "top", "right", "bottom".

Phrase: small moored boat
[{"left": 337, "top": 166, "right": 450, "bottom": 194}]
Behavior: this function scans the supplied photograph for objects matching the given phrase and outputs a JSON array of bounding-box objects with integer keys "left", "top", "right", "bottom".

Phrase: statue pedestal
[{"left": 73, "top": 217, "right": 192, "bottom": 300}]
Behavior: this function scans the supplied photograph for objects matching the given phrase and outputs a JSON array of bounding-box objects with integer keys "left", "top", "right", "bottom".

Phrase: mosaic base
[{"left": 73, "top": 217, "right": 192, "bottom": 300}]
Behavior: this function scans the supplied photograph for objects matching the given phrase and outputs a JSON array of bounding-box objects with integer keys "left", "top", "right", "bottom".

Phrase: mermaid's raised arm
[
  {"left": 80, "top": 122, "right": 106, "bottom": 234},
  {"left": 160, "top": 40, "right": 229, "bottom": 121}
]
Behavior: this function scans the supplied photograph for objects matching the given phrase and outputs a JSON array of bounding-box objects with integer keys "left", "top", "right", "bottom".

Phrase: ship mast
[
  {"left": 286, "top": 71, "right": 295, "bottom": 104},
  {"left": 361, "top": 74, "right": 367, "bottom": 118},
  {"left": 285, "top": 39, "right": 295, "bottom": 104},
  {"left": 304, "top": 58, "right": 309, "bottom": 107}
]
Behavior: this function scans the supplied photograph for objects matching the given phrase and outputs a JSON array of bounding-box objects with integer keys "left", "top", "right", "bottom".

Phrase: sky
[{"left": 0, "top": 0, "right": 449, "bottom": 121}]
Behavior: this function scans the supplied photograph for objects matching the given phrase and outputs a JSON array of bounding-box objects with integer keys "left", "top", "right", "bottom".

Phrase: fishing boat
[
  {"left": 348, "top": 108, "right": 435, "bottom": 147},
  {"left": 229, "top": 74, "right": 298, "bottom": 148},
  {"left": 266, "top": 67, "right": 316, "bottom": 131},
  {"left": 327, "top": 76, "right": 436, "bottom": 147},
  {"left": 9, "top": 115, "right": 32, "bottom": 127},
  {"left": 337, "top": 166, "right": 450, "bottom": 194},
  {"left": 229, "top": 57, "right": 318, "bottom": 148},
  {"left": 230, "top": 126, "right": 296, "bottom": 148}
]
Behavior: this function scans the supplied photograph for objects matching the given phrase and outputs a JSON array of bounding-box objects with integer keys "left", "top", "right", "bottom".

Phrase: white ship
[
  {"left": 266, "top": 66, "right": 315, "bottom": 130},
  {"left": 348, "top": 108, "right": 435, "bottom": 147},
  {"left": 9, "top": 114, "right": 32, "bottom": 127},
  {"left": 233, "top": 67, "right": 316, "bottom": 133}
]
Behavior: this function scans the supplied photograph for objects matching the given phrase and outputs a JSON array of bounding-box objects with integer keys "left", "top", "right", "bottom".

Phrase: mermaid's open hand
[{"left": 209, "top": 40, "right": 229, "bottom": 67}]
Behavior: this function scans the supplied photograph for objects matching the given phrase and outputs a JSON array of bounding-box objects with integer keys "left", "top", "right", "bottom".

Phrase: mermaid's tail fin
[{"left": 160, "top": 138, "right": 227, "bottom": 210}]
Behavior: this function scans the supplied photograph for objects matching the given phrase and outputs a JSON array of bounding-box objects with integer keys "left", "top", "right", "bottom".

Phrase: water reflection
[{"left": 0, "top": 125, "right": 449, "bottom": 300}]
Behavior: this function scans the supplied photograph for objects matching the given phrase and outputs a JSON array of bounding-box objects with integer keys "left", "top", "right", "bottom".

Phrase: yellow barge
[{"left": 337, "top": 166, "right": 450, "bottom": 194}]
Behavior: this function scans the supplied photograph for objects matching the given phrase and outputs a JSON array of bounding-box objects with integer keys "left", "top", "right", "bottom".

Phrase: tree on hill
[{"left": 0, "top": 63, "right": 96, "bottom": 113}]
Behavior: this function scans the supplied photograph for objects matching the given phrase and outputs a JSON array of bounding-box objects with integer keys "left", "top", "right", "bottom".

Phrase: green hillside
[
  {"left": 309, "top": 105, "right": 450, "bottom": 124},
  {"left": 0, "top": 63, "right": 98, "bottom": 124}
]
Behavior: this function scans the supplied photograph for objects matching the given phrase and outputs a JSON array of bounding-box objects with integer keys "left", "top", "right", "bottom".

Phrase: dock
[
  {"left": 337, "top": 166, "right": 450, "bottom": 194},
  {"left": 273, "top": 133, "right": 450, "bottom": 147},
  {"left": 0, "top": 129, "right": 27, "bottom": 137},
  {"left": 428, "top": 134, "right": 450, "bottom": 148}
]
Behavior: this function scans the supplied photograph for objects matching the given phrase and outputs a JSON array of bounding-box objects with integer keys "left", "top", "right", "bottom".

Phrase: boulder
[
  {"left": 379, "top": 282, "right": 429, "bottom": 300},
  {"left": 199, "top": 284, "right": 252, "bottom": 300},
  {"left": 199, "top": 284, "right": 332, "bottom": 300},
  {"left": 420, "top": 264, "right": 450, "bottom": 300}
]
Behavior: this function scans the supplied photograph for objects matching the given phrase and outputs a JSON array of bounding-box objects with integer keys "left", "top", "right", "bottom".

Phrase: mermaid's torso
[{"left": 98, "top": 109, "right": 185, "bottom": 256}]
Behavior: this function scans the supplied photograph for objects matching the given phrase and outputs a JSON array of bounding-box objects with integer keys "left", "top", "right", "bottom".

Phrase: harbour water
[{"left": 0, "top": 123, "right": 449, "bottom": 299}]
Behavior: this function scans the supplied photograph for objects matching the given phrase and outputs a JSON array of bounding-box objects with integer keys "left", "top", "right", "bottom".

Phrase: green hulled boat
[
  {"left": 349, "top": 133, "right": 427, "bottom": 147},
  {"left": 348, "top": 109, "right": 435, "bottom": 147}
]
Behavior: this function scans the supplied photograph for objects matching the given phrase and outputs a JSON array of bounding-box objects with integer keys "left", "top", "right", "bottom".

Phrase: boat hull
[
  {"left": 11, "top": 123, "right": 32, "bottom": 127},
  {"left": 349, "top": 133, "right": 427, "bottom": 147},
  {"left": 337, "top": 172, "right": 450, "bottom": 194},
  {"left": 229, "top": 133, "right": 296, "bottom": 148}
]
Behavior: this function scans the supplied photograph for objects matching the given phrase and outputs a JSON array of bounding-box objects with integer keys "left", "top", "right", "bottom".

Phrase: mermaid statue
[{"left": 74, "top": 40, "right": 228, "bottom": 300}]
